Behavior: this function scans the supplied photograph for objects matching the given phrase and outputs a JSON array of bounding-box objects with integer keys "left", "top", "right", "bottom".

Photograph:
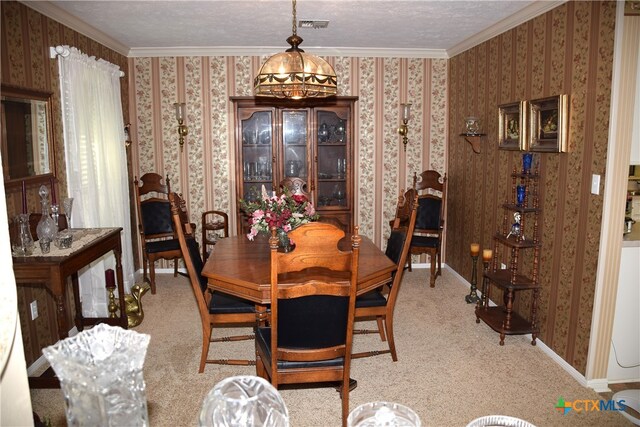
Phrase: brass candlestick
[
  {"left": 466, "top": 254, "right": 480, "bottom": 304},
  {"left": 466, "top": 243, "right": 481, "bottom": 303},
  {"left": 105, "top": 269, "right": 118, "bottom": 318},
  {"left": 478, "top": 259, "right": 490, "bottom": 308}
]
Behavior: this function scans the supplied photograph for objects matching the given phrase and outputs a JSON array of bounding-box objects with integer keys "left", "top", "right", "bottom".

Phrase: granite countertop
[{"left": 622, "top": 220, "right": 640, "bottom": 247}]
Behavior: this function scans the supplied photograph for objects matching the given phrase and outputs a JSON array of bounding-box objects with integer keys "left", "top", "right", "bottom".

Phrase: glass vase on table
[
  {"left": 12, "top": 213, "right": 34, "bottom": 256},
  {"left": 276, "top": 229, "right": 293, "bottom": 253},
  {"left": 63, "top": 197, "right": 74, "bottom": 229}
]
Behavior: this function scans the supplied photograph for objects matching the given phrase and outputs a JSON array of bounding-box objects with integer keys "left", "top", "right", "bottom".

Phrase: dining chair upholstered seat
[
  {"left": 186, "top": 236, "right": 255, "bottom": 316},
  {"left": 255, "top": 222, "right": 360, "bottom": 427},
  {"left": 169, "top": 192, "right": 257, "bottom": 372},
  {"left": 353, "top": 192, "right": 418, "bottom": 361}
]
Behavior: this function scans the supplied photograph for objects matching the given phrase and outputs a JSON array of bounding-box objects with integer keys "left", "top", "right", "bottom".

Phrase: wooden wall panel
[{"left": 447, "top": 1, "right": 615, "bottom": 374}]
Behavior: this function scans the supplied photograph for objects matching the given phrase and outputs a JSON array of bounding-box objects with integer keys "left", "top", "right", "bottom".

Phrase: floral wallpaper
[{"left": 130, "top": 55, "right": 448, "bottom": 250}]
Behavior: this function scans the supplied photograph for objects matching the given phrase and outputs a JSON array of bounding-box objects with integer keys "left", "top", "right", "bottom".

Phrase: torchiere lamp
[
  {"left": 174, "top": 102, "right": 188, "bottom": 151},
  {"left": 397, "top": 103, "right": 411, "bottom": 151}
]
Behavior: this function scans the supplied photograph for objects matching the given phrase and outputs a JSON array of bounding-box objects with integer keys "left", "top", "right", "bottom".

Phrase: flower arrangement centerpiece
[{"left": 239, "top": 185, "right": 319, "bottom": 251}]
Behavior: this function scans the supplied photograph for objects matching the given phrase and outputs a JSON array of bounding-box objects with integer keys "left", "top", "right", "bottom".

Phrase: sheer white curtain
[{"left": 53, "top": 45, "right": 134, "bottom": 317}]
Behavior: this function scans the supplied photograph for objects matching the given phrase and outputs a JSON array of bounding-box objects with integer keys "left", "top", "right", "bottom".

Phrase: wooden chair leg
[
  {"left": 385, "top": 313, "right": 398, "bottom": 361},
  {"left": 408, "top": 254, "right": 413, "bottom": 272},
  {"left": 173, "top": 258, "right": 178, "bottom": 277},
  {"left": 429, "top": 253, "right": 436, "bottom": 287},
  {"left": 199, "top": 324, "right": 212, "bottom": 373},
  {"left": 376, "top": 317, "right": 386, "bottom": 341},
  {"left": 142, "top": 254, "right": 149, "bottom": 283},
  {"left": 437, "top": 250, "right": 442, "bottom": 276},
  {"left": 341, "top": 382, "right": 349, "bottom": 427},
  {"left": 149, "top": 260, "right": 157, "bottom": 294},
  {"left": 255, "top": 354, "right": 266, "bottom": 379}
]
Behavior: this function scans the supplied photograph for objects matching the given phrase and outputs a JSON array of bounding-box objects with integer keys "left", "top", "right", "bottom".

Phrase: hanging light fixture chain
[
  {"left": 254, "top": 0, "right": 337, "bottom": 99},
  {"left": 292, "top": 0, "right": 297, "bottom": 36}
]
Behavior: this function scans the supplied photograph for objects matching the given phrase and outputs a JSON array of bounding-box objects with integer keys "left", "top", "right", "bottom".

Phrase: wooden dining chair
[
  {"left": 201, "top": 209, "right": 229, "bottom": 261},
  {"left": 409, "top": 170, "right": 447, "bottom": 287},
  {"left": 134, "top": 173, "right": 181, "bottom": 294},
  {"left": 255, "top": 222, "right": 360, "bottom": 427},
  {"left": 169, "top": 192, "right": 258, "bottom": 372},
  {"left": 353, "top": 191, "right": 418, "bottom": 361}
]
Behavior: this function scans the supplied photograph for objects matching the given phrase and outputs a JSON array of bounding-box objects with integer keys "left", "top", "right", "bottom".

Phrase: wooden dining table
[
  {"left": 201, "top": 233, "right": 395, "bottom": 311},
  {"left": 201, "top": 232, "right": 394, "bottom": 391}
]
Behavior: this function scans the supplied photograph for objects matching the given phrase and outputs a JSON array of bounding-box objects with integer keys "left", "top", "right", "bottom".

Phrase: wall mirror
[{"left": 1, "top": 84, "right": 56, "bottom": 187}]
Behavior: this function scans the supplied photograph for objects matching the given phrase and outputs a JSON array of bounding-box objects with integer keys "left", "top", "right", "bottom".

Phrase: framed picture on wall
[
  {"left": 528, "top": 94, "right": 569, "bottom": 152},
  {"left": 498, "top": 101, "right": 527, "bottom": 151}
]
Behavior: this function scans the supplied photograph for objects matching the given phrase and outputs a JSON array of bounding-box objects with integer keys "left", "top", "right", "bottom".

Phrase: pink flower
[
  {"left": 282, "top": 224, "right": 292, "bottom": 232},
  {"left": 247, "top": 227, "right": 258, "bottom": 241}
]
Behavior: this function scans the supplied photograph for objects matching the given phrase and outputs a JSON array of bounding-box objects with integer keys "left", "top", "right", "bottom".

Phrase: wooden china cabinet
[
  {"left": 475, "top": 165, "right": 542, "bottom": 345},
  {"left": 231, "top": 96, "right": 357, "bottom": 235}
]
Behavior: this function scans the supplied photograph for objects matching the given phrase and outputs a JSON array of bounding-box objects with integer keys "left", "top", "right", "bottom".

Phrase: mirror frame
[{"left": 1, "top": 83, "right": 57, "bottom": 189}]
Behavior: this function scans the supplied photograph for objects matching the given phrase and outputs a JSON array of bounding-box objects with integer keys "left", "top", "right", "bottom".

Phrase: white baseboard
[
  {"left": 442, "top": 265, "right": 599, "bottom": 390},
  {"left": 408, "top": 262, "right": 429, "bottom": 269},
  {"left": 586, "top": 378, "right": 613, "bottom": 393}
]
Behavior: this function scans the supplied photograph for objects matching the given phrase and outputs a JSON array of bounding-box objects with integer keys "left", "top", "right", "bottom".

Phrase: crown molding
[
  {"left": 20, "top": 0, "right": 130, "bottom": 56},
  {"left": 128, "top": 46, "right": 448, "bottom": 59},
  {"left": 447, "top": 0, "right": 567, "bottom": 57},
  {"left": 22, "top": 0, "right": 565, "bottom": 60}
]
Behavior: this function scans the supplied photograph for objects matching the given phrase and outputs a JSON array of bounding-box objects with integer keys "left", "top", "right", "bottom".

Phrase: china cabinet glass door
[
  {"left": 316, "top": 109, "right": 349, "bottom": 209},
  {"left": 281, "top": 110, "right": 308, "bottom": 181},
  {"left": 241, "top": 110, "right": 273, "bottom": 201}
]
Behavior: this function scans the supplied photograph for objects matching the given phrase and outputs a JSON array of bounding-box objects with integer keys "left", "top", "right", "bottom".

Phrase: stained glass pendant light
[{"left": 254, "top": 0, "right": 337, "bottom": 99}]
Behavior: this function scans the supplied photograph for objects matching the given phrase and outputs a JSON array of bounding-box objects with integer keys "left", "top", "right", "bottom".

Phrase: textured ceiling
[{"left": 24, "top": 0, "right": 565, "bottom": 57}]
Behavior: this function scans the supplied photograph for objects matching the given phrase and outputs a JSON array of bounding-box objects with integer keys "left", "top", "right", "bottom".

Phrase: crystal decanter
[{"left": 36, "top": 185, "right": 57, "bottom": 253}]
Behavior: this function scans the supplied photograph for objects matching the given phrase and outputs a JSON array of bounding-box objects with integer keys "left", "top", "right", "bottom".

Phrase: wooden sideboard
[{"left": 12, "top": 227, "right": 128, "bottom": 388}]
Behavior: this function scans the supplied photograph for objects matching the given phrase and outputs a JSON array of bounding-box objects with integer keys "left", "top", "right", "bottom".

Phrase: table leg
[
  {"left": 54, "top": 294, "right": 69, "bottom": 340},
  {"left": 113, "top": 245, "right": 128, "bottom": 328},
  {"left": 71, "top": 272, "right": 83, "bottom": 331},
  {"left": 256, "top": 304, "right": 269, "bottom": 326}
]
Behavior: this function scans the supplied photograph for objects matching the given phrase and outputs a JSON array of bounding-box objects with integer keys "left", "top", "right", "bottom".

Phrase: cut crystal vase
[
  {"left": 42, "top": 324, "right": 151, "bottom": 426},
  {"left": 199, "top": 375, "right": 289, "bottom": 427}
]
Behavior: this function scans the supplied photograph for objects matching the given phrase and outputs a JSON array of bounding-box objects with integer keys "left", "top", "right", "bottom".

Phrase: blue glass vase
[
  {"left": 522, "top": 153, "right": 533, "bottom": 174},
  {"left": 516, "top": 185, "right": 526, "bottom": 207}
]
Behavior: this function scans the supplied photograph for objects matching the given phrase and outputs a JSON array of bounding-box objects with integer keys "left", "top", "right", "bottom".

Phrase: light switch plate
[
  {"left": 591, "top": 174, "right": 601, "bottom": 195},
  {"left": 30, "top": 300, "right": 38, "bottom": 320}
]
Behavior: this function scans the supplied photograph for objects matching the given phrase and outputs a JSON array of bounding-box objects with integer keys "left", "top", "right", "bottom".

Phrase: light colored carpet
[{"left": 30, "top": 268, "right": 630, "bottom": 426}]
